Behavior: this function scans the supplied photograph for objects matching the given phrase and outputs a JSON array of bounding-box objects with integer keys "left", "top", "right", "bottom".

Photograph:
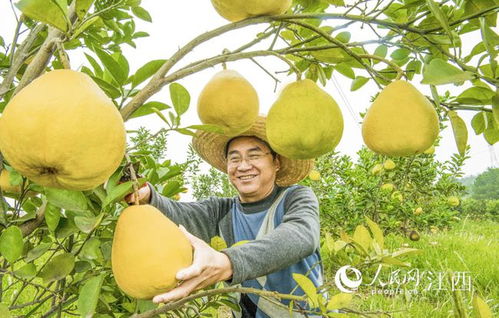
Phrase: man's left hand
[{"left": 152, "top": 225, "right": 233, "bottom": 304}]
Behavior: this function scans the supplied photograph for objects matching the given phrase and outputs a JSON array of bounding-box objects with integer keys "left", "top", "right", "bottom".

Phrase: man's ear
[{"left": 274, "top": 154, "right": 281, "bottom": 171}]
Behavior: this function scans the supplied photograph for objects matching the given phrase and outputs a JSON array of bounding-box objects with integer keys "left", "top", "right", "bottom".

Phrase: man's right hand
[{"left": 124, "top": 183, "right": 151, "bottom": 205}]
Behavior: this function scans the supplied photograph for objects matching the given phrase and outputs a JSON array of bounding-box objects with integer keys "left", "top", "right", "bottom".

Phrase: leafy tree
[
  {"left": 472, "top": 167, "right": 499, "bottom": 199},
  {"left": 0, "top": 0, "right": 497, "bottom": 317}
]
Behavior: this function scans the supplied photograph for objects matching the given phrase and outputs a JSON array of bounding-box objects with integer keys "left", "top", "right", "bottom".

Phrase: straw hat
[{"left": 192, "top": 116, "right": 314, "bottom": 186}]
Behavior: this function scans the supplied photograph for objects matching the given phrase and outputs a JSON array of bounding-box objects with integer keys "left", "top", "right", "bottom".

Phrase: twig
[
  {"left": 125, "top": 153, "right": 140, "bottom": 206},
  {"left": 131, "top": 286, "right": 306, "bottom": 318},
  {"left": 358, "top": 54, "right": 405, "bottom": 80}
]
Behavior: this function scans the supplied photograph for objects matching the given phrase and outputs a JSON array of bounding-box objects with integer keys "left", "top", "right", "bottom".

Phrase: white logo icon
[{"left": 334, "top": 265, "right": 362, "bottom": 293}]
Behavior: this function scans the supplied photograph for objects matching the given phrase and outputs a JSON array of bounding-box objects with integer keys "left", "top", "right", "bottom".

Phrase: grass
[{"left": 351, "top": 218, "right": 498, "bottom": 317}]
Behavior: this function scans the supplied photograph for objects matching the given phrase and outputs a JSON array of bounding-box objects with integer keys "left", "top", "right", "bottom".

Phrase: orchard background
[{"left": 0, "top": 0, "right": 498, "bottom": 317}]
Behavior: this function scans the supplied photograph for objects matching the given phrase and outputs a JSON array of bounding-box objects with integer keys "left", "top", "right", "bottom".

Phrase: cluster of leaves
[{"left": 302, "top": 147, "right": 468, "bottom": 235}]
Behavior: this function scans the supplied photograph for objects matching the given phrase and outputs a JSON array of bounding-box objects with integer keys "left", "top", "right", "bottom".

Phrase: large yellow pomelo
[
  {"left": 197, "top": 69, "right": 259, "bottom": 137},
  {"left": 0, "top": 169, "right": 21, "bottom": 194},
  {"left": 0, "top": 69, "right": 126, "bottom": 190},
  {"left": 362, "top": 80, "right": 439, "bottom": 156},
  {"left": 111, "top": 205, "right": 193, "bottom": 299},
  {"left": 266, "top": 79, "right": 344, "bottom": 159},
  {"left": 211, "top": 0, "right": 291, "bottom": 22}
]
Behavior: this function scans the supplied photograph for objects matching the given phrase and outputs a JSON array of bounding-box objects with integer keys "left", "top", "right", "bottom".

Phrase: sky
[{"left": 1, "top": 0, "right": 498, "bottom": 178}]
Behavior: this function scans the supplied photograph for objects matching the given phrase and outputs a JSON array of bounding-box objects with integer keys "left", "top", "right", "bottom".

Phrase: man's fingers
[
  {"left": 152, "top": 276, "right": 204, "bottom": 304},
  {"left": 176, "top": 264, "right": 203, "bottom": 281}
]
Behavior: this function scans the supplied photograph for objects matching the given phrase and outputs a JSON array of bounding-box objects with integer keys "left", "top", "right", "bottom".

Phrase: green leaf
[
  {"left": 132, "top": 59, "right": 166, "bottom": 87},
  {"left": 74, "top": 214, "right": 102, "bottom": 233},
  {"left": 0, "top": 304, "right": 11, "bottom": 318},
  {"left": 39, "top": 253, "right": 75, "bottom": 283},
  {"left": 0, "top": 226, "right": 24, "bottom": 263},
  {"left": 406, "top": 60, "right": 422, "bottom": 80},
  {"left": 471, "top": 112, "right": 487, "bottom": 135},
  {"left": 448, "top": 110, "right": 468, "bottom": 155},
  {"left": 130, "top": 101, "right": 171, "bottom": 119},
  {"left": 473, "top": 295, "right": 493, "bottom": 318},
  {"left": 351, "top": 76, "right": 369, "bottom": 91},
  {"left": 492, "top": 91, "right": 499, "bottom": 125},
  {"left": 16, "top": 0, "right": 69, "bottom": 32},
  {"left": 73, "top": 16, "right": 100, "bottom": 38},
  {"left": 175, "top": 128, "right": 196, "bottom": 137},
  {"left": 390, "top": 48, "right": 410, "bottom": 60},
  {"left": 334, "top": 63, "right": 355, "bottom": 79},
  {"left": 455, "top": 86, "right": 495, "bottom": 105},
  {"left": 84, "top": 53, "right": 103, "bottom": 76},
  {"left": 186, "top": 124, "right": 224, "bottom": 134},
  {"left": 78, "top": 274, "right": 106, "bottom": 318},
  {"left": 131, "top": 6, "right": 152, "bottom": 22},
  {"left": 90, "top": 76, "right": 121, "bottom": 99},
  {"left": 170, "top": 83, "right": 190, "bottom": 116},
  {"left": 292, "top": 273, "right": 319, "bottom": 308},
  {"left": 80, "top": 238, "right": 103, "bottom": 261},
  {"left": 14, "top": 263, "right": 37, "bottom": 279},
  {"left": 373, "top": 45, "right": 388, "bottom": 60},
  {"left": 483, "top": 128, "right": 499, "bottom": 144},
  {"left": 76, "top": 0, "right": 94, "bottom": 19},
  {"left": 45, "top": 203, "right": 61, "bottom": 232},
  {"left": 326, "top": 293, "right": 352, "bottom": 310},
  {"left": 365, "top": 217, "right": 384, "bottom": 250},
  {"left": 46, "top": 188, "right": 88, "bottom": 211},
  {"left": 391, "top": 247, "right": 421, "bottom": 258},
  {"left": 335, "top": 31, "right": 350, "bottom": 43},
  {"left": 25, "top": 242, "right": 51, "bottom": 263},
  {"left": 55, "top": 217, "right": 79, "bottom": 239},
  {"left": 422, "top": 59, "right": 474, "bottom": 85},
  {"left": 94, "top": 48, "right": 127, "bottom": 84},
  {"left": 425, "top": 0, "right": 453, "bottom": 41},
  {"left": 480, "top": 18, "right": 497, "bottom": 77},
  {"left": 103, "top": 181, "right": 134, "bottom": 207},
  {"left": 381, "top": 256, "right": 410, "bottom": 267},
  {"left": 352, "top": 225, "right": 372, "bottom": 252}
]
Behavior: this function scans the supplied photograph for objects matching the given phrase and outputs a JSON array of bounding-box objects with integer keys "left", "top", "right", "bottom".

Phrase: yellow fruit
[
  {"left": 383, "top": 159, "right": 396, "bottom": 170},
  {"left": 308, "top": 170, "right": 321, "bottom": 181},
  {"left": 0, "top": 70, "right": 126, "bottom": 190},
  {"left": 0, "top": 169, "right": 21, "bottom": 193},
  {"left": 413, "top": 207, "right": 423, "bottom": 215},
  {"left": 112, "top": 205, "right": 193, "bottom": 299},
  {"left": 381, "top": 183, "right": 395, "bottom": 192},
  {"left": 197, "top": 69, "right": 259, "bottom": 137},
  {"left": 362, "top": 80, "right": 439, "bottom": 156},
  {"left": 408, "top": 230, "right": 420, "bottom": 241},
  {"left": 447, "top": 196, "right": 460, "bottom": 207},
  {"left": 266, "top": 79, "right": 344, "bottom": 159},
  {"left": 423, "top": 145, "right": 435, "bottom": 154},
  {"left": 211, "top": 0, "right": 291, "bottom": 22},
  {"left": 371, "top": 163, "right": 383, "bottom": 175},
  {"left": 391, "top": 191, "right": 403, "bottom": 202}
]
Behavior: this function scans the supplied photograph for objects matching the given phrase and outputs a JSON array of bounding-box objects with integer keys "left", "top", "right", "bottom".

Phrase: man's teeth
[{"left": 239, "top": 175, "right": 256, "bottom": 180}]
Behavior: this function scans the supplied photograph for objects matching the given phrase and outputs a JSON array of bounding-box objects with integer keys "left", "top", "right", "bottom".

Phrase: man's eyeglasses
[{"left": 227, "top": 152, "right": 271, "bottom": 167}]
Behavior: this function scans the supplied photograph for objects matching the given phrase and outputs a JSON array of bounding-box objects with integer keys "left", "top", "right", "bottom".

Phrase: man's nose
[{"left": 237, "top": 159, "right": 252, "bottom": 170}]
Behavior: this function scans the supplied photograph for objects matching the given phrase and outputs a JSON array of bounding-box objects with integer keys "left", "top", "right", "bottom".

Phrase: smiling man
[{"left": 127, "top": 116, "right": 322, "bottom": 318}]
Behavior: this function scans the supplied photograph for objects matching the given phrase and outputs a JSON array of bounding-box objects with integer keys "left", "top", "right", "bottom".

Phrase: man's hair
[{"left": 224, "top": 136, "right": 277, "bottom": 159}]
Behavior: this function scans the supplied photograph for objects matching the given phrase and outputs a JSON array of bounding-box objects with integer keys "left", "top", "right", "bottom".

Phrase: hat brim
[{"left": 192, "top": 116, "right": 313, "bottom": 186}]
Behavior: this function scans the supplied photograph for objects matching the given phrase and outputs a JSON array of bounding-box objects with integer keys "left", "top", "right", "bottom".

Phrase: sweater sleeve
[
  {"left": 149, "top": 184, "right": 231, "bottom": 243},
  {"left": 222, "top": 186, "right": 320, "bottom": 284}
]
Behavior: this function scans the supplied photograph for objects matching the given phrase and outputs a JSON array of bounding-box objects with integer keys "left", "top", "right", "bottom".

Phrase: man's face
[{"left": 226, "top": 136, "right": 280, "bottom": 203}]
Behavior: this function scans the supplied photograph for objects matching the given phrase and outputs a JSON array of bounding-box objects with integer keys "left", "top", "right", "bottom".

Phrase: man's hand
[
  {"left": 124, "top": 183, "right": 151, "bottom": 205},
  {"left": 152, "top": 225, "right": 233, "bottom": 304}
]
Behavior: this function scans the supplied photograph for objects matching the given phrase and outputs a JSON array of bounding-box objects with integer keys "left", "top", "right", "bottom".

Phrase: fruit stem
[
  {"left": 221, "top": 49, "right": 230, "bottom": 70},
  {"left": 56, "top": 40, "right": 71, "bottom": 70},
  {"left": 358, "top": 54, "right": 404, "bottom": 81}
]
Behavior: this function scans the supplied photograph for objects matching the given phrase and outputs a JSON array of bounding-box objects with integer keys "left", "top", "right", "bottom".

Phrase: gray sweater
[{"left": 150, "top": 185, "right": 320, "bottom": 285}]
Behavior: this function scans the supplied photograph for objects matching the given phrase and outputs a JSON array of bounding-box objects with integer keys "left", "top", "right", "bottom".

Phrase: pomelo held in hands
[
  {"left": 211, "top": 0, "right": 291, "bottom": 22},
  {"left": 112, "top": 205, "right": 193, "bottom": 299},
  {"left": 362, "top": 80, "right": 439, "bottom": 157},
  {"left": 197, "top": 69, "right": 259, "bottom": 137},
  {"left": 266, "top": 79, "right": 344, "bottom": 159},
  {"left": 0, "top": 70, "right": 126, "bottom": 190}
]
